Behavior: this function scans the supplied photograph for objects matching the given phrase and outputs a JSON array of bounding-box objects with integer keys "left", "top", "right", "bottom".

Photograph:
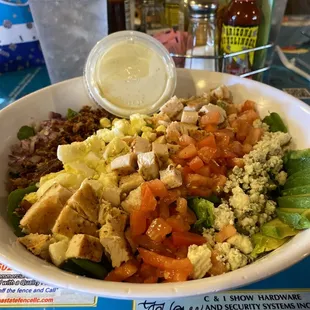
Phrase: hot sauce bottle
[{"left": 221, "top": 0, "right": 261, "bottom": 75}]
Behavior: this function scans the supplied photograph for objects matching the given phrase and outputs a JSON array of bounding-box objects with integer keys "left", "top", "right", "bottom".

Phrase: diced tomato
[
  {"left": 182, "top": 166, "right": 194, "bottom": 183},
  {"left": 166, "top": 215, "right": 190, "bottom": 232},
  {"left": 242, "top": 143, "right": 253, "bottom": 154},
  {"left": 105, "top": 259, "right": 139, "bottom": 282},
  {"left": 239, "top": 109, "right": 259, "bottom": 124},
  {"left": 244, "top": 127, "right": 263, "bottom": 146},
  {"left": 230, "top": 119, "right": 238, "bottom": 130},
  {"left": 147, "top": 179, "right": 168, "bottom": 199},
  {"left": 216, "top": 157, "right": 227, "bottom": 166},
  {"left": 241, "top": 100, "right": 256, "bottom": 112},
  {"left": 188, "top": 156, "right": 204, "bottom": 172},
  {"left": 156, "top": 269, "right": 166, "bottom": 278},
  {"left": 130, "top": 210, "right": 147, "bottom": 237},
  {"left": 144, "top": 276, "right": 158, "bottom": 283},
  {"left": 187, "top": 187, "right": 212, "bottom": 197},
  {"left": 200, "top": 111, "right": 221, "bottom": 126},
  {"left": 209, "top": 251, "right": 227, "bottom": 276},
  {"left": 213, "top": 174, "right": 227, "bottom": 191},
  {"left": 204, "top": 124, "right": 217, "bottom": 132},
  {"left": 169, "top": 205, "right": 178, "bottom": 217},
  {"left": 141, "top": 184, "right": 157, "bottom": 212},
  {"left": 148, "top": 209, "right": 159, "bottom": 221},
  {"left": 229, "top": 141, "right": 244, "bottom": 157},
  {"left": 178, "top": 144, "right": 198, "bottom": 159},
  {"left": 138, "top": 248, "right": 193, "bottom": 273},
  {"left": 179, "top": 134, "right": 196, "bottom": 147},
  {"left": 176, "top": 197, "right": 187, "bottom": 215},
  {"left": 197, "top": 135, "right": 217, "bottom": 149},
  {"left": 198, "top": 146, "right": 218, "bottom": 163},
  {"left": 196, "top": 165, "right": 211, "bottom": 177},
  {"left": 214, "top": 128, "right": 235, "bottom": 139},
  {"left": 183, "top": 208, "right": 197, "bottom": 225},
  {"left": 146, "top": 218, "right": 172, "bottom": 242},
  {"left": 216, "top": 135, "right": 230, "bottom": 148},
  {"left": 125, "top": 274, "right": 144, "bottom": 283},
  {"left": 158, "top": 201, "right": 170, "bottom": 219},
  {"left": 139, "top": 263, "right": 158, "bottom": 279},
  {"left": 220, "top": 149, "right": 236, "bottom": 159},
  {"left": 175, "top": 246, "right": 189, "bottom": 259},
  {"left": 161, "top": 190, "right": 180, "bottom": 206},
  {"left": 178, "top": 185, "right": 188, "bottom": 198},
  {"left": 235, "top": 120, "right": 251, "bottom": 142},
  {"left": 171, "top": 231, "right": 207, "bottom": 247},
  {"left": 209, "top": 160, "right": 226, "bottom": 175},
  {"left": 171, "top": 155, "right": 187, "bottom": 166},
  {"left": 186, "top": 173, "right": 214, "bottom": 188},
  {"left": 162, "top": 237, "right": 177, "bottom": 253},
  {"left": 227, "top": 158, "right": 245, "bottom": 168},
  {"left": 134, "top": 235, "right": 174, "bottom": 257},
  {"left": 226, "top": 104, "right": 238, "bottom": 115},
  {"left": 162, "top": 269, "right": 190, "bottom": 282},
  {"left": 215, "top": 225, "right": 237, "bottom": 243}
]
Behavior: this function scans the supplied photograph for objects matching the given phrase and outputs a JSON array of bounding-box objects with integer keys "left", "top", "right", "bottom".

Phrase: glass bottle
[
  {"left": 107, "top": 0, "right": 134, "bottom": 33},
  {"left": 221, "top": 0, "right": 261, "bottom": 75},
  {"left": 185, "top": 0, "right": 219, "bottom": 71},
  {"left": 178, "top": 0, "right": 189, "bottom": 32},
  {"left": 141, "top": 0, "right": 169, "bottom": 34},
  {"left": 165, "top": 0, "right": 180, "bottom": 28}
]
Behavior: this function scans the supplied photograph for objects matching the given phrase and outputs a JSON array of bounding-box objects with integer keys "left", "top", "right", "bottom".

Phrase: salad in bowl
[{"left": 7, "top": 84, "right": 310, "bottom": 284}]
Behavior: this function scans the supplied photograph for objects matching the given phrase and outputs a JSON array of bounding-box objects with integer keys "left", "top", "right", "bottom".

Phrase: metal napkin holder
[{"left": 169, "top": 43, "right": 274, "bottom": 78}]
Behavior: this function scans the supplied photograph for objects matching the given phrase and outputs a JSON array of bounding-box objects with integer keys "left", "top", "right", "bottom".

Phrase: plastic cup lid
[{"left": 84, "top": 31, "right": 177, "bottom": 118}]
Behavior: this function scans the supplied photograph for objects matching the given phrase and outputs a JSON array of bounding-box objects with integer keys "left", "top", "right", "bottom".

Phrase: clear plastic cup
[
  {"left": 29, "top": 0, "right": 108, "bottom": 84},
  {"left": 84, "top": 31, "right": 177, "bottom": 118}
]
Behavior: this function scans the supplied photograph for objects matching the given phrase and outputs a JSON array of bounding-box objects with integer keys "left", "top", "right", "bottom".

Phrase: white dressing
[
  {"left": 95, "top": 41, "right": 168, "bottom": 109},
  {"left": 84, "top": 31, "right": 176, "bottom": 118}
]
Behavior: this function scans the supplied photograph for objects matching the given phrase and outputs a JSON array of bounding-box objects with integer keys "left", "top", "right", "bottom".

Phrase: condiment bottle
[
  {"left": 141, "top": 0, "right": 169, "bottom": 34},
  {"left": 165, "top": 0, "right": 180, "bottom": 28},
  {"left": 107, "top": 0, "right": 134, "bottom": 33},
  {"left": 185, "top": 0, "right": 219, "bottom": 72},
  {"left": 221, "top": 0, "right": 261, "bottom": 75}
]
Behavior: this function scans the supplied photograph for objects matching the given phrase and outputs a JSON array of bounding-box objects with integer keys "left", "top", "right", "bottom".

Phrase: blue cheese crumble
[
  {"left": 187, "top": 243, "right": 212, "bottom": 279},
  {"left": 213, "top": 202, "right": 235, "bottom": 231},
  {"left": 214, "top": 242, "right": 248, "bottom": 271},
  {"left": 222, "top": 131, "right": 291, "bottom": 235}
]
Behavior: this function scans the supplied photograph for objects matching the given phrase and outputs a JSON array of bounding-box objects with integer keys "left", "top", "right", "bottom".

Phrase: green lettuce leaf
[
  {"left": 188, "top": 197, "right": 215, "bottom": 232},
  {"left": 67, "top": 108, "right": 78, "bottom": 119},
  {"left": 7, "top": 185, "right": 37, "bottom": 237},
  {"left": 17, "top": 126, "right": 35, "bottom": 140},
  {"left": 263, "top": 112, "right": 288, "bottom": 133}
]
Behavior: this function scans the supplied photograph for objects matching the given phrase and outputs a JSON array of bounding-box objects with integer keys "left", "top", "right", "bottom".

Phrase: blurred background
[
  {"left": 286, "top": 0, "right": 310, "bottom": 14},
  {"left": 0, "top": 0, "right": 309, "bottom": 85}
]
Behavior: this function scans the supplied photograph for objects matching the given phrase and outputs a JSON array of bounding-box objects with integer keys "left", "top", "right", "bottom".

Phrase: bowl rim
[{"left": 1, "top": 69, "right": 310, "bottom": 299}]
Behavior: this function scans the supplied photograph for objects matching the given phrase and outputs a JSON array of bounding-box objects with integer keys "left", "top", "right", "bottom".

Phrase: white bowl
[{"left": 0, "top": 69, "right": 309, "bottom": 299}]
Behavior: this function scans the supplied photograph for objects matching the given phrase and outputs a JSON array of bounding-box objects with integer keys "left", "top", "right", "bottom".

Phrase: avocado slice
[
  {"left": 251, "top": 233, "right": 289, "bottom": 258},
  {"left": 278, "top": 207, "right": 307, "bottom": 214},
  {"left": 287, "top": 168, "right": 310, "bottom": 180},
  {"left": 284, "top": 175, "right": 310, "bottom": 189},
  {"left": 261, "top": 218, "right": 298, "bottom": 239},
  {"left": 284, "top": 149, "right": 310, "bottom": 161},
  {"left": 282, "top": 185, "right": 310, "bottom": 196},
  {"left": 277, "top": 209, "right": 310, "bottom": 229},
  {"left": 284, "top": 158, "right": 310, "bottom": 175},
  {"left": 278, "top": 195, "right": 310, "bottom": 209}
]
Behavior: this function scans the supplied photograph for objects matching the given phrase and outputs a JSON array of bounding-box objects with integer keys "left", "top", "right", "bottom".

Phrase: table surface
[{"left": 0, "top": 15, "right": 309, "bottom": 310}]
